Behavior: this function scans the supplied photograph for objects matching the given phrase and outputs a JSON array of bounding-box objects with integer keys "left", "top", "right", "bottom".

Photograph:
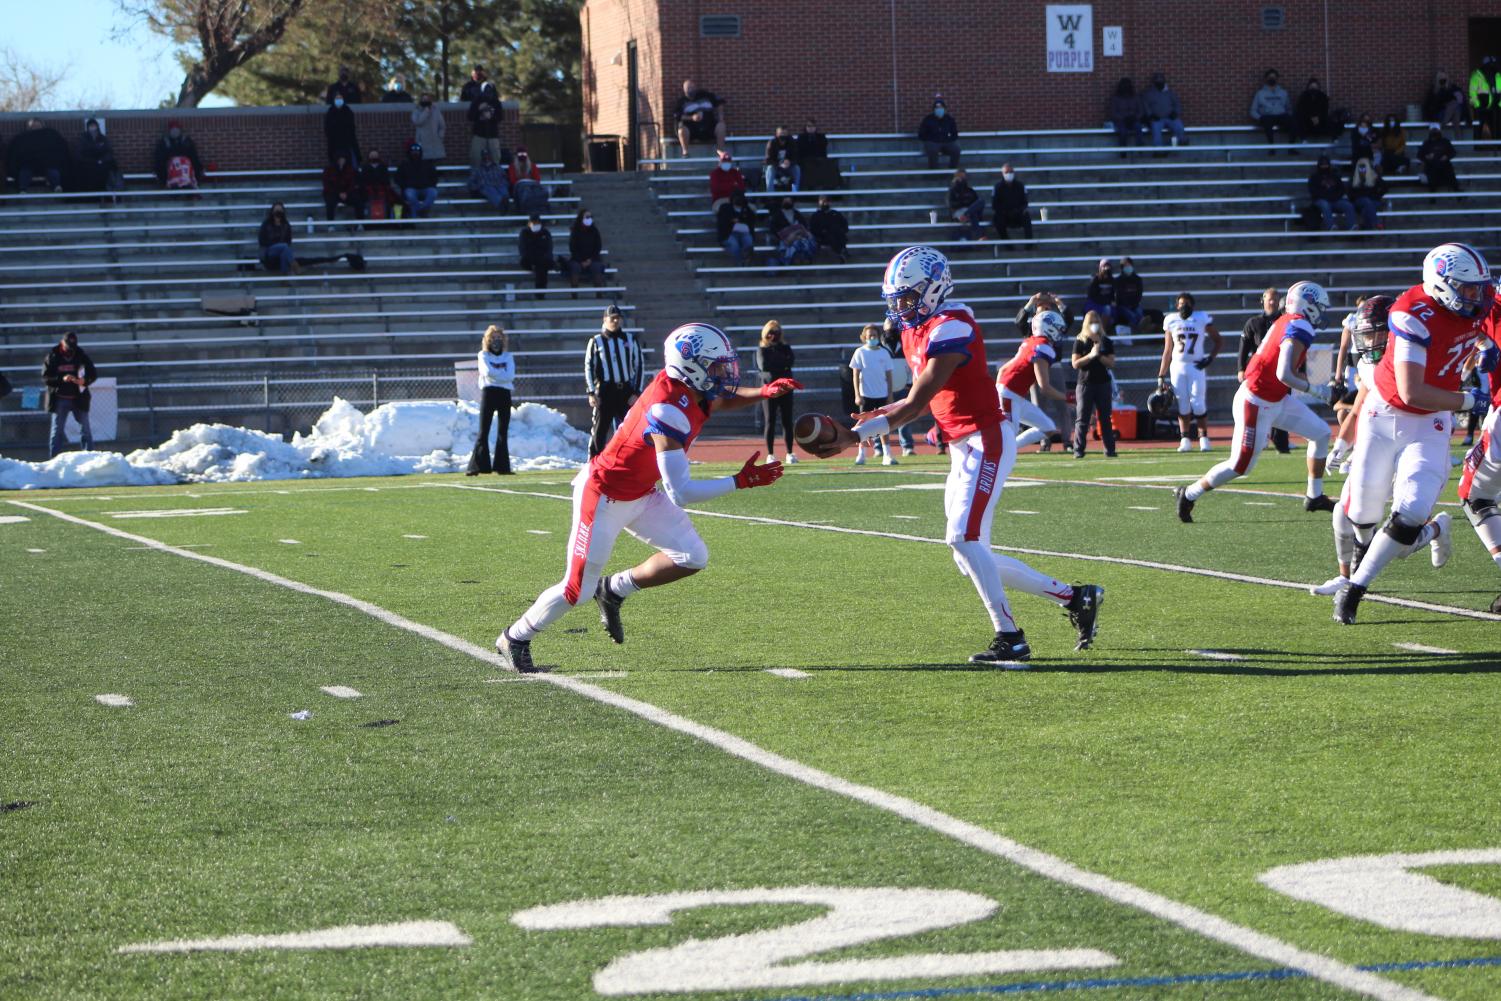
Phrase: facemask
[
  {"left": 1358, "top": 125, "right": 1369, "bottom": 135},
  {"left": 1002, "top": 171, "right": 1015, "bottom": 181},
  {"left": 782, "top": 202, "right": 793, "bottom": 211},
  {"left": 583, "top": 215, "right": 593, "bottom": 226},
  {"left": 1179, "top": 305, "right": 1193, "bottom": 319},
  {"left": 528, "top": 223, "right": 541, "bottom": 233},
  {"left": 334, "top": 97, "right": 345, "bottom": 108},
  {"left": 718, "top": 161, "right": 731, "bottom": 171},
  {"left": 1267, "top": 79, "right": 1277, "bottom": 88},
  {"left": 1122, "top": 265, "right": 1134, "bottom": 276},
  {"left": 168, "top": 128, "right": 181, "bottom": 139},
  {"left": 1089, "top": 323, "right": 1101, "bottom": 334},
  {"left": 392, "top": 81, "right": 404, "bottom": 91},
  {"left": 934, "top": 107, "right": 945, "bottom": 117}
]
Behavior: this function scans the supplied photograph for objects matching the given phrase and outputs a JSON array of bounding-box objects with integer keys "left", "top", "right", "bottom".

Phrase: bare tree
[
  {"left": 119, "top": 0, "right": 309, "bottom": 107},
  {"left": 0, "top": 49, "right": 66, "bottom": 113}
]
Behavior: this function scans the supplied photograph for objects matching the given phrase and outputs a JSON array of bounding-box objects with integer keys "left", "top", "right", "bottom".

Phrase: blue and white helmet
[
  {"left": 1423, "top": 242, "right": 1494, "bottom": 318},
  {"left": 663, "top": 322, "right": 740, "bottom": 400},
  {"left": 1032, "top": 309, "right": 1067, "bottom": 345},
  {"left": 882, "top": 246, "right": 953, "bottom": 329},
  {"left": 1284, "top": 280, "right": 1331, "bottom": 329}
]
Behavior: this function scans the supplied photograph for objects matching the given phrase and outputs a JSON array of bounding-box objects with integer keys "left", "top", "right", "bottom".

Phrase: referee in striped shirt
[{"left": 585, "top": 304, "right": 645, "bottom": 456}]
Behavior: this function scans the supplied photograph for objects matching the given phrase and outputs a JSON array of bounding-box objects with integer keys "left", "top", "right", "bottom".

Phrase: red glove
[
  {"left": 733, "top": 451, "right": 783, "bottom": 489},
  {"left": 760, "top": 377, "right": 804, "bottom": 398},
  {"left": 925, "top": 426, "right": 947, "bottom": 448}
]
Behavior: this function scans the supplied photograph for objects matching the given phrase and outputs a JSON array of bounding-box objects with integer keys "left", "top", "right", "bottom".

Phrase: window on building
[{"left": 700, "top": 15, "right": 741, "bottom": 38}]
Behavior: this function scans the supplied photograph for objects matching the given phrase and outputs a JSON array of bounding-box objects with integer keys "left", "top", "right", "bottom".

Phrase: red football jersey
[
  {"left": 589, "top": 370, "right": 711, "bottom": 501},
  {"left": 1374, "top": 284, "right": 1488, "bottom": 414},
  {"left": 901, "top": 303, "right": 1004, "bottom": 440},
  {"left": 1480, "top": 292, "right": 1501, "bottom": 409},
  {"left": 1243, "top": 313, "right": 1316, "bottom": 403},
  {"left": 997, "top": 334, "right": 1058, "bottom": 397}
]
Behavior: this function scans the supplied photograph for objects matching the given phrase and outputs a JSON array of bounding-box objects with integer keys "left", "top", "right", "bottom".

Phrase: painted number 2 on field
[{"left": 512, "top": 886, "right": 1116, "bottom": 995}]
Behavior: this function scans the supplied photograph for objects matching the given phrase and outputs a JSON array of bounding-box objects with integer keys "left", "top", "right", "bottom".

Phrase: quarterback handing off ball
[{"left": 794, "top": 412, "right": 848, "bottom": 457}]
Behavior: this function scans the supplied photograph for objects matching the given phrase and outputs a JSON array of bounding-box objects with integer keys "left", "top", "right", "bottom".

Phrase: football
[{"left": 794, "top": 412, "right": 844, "bottom": 456}]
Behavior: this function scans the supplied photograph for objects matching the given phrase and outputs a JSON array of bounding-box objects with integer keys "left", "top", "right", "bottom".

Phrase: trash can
[{"left": 588, "top": 136, "right": 622, "bottom": 173}]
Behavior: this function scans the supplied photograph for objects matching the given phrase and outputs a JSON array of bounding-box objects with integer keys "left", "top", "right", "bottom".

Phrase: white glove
[
  {"left": 1304, "top": 382, "right": 1332, "bottom": 405},
  {"left": 1329, "top": 438, "right": 1350, "bottom": 466}
]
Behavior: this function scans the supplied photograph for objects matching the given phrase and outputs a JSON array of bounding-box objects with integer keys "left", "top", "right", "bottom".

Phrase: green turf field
[{"left": 4, "top": 447, "right": 1500, "bottom": 1001}]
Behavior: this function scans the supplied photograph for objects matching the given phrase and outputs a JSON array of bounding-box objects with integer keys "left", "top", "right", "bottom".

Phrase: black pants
[
  {"left": 996, "top": 210, "right": 1034, "bottom": 240},
  {"left": 528, "top": 264, "right": 550, "bottom": 289},
  {"left": 1256, "top": 113, "right": 1297, "bottom": 143},
  {"left": 468, "top": 386, "right": 512, "bottom": 474},
  {"left": 1073, "top": 381, "right": 1116, "bottom": 456},
  {"left": 590, "top": 384, "right": 634, "bottom": 457},
  {"left": 762, "top": 392, "right": 794, "bottom": 454}
]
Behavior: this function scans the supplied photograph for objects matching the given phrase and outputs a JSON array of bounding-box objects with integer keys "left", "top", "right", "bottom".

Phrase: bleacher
[
  {"left": 645, "top": 123, "right": 1501, "bottom": 434},
  {"left": 0, "top": 162, "right": 634, "bottom": 455}
]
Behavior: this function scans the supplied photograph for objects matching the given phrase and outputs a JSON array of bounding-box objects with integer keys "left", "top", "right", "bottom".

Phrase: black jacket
[
  {"left": 325, "top": 80, "right": 362, "bottom": 105},
  {"left": 947, "top": 180, "right": 979, "bottom": 212},
  {"left": 459, "top": 79, "right": 488, "bottom": 103},
  {"left": 258, "top": 216, "right": 293, "bottom": 249},
  {"left": 153, "top": 135, "right": 204, "bottom": 183},
  {"left": 809, "top": 206, "right": 848, "bottom": 248},
  {"left": 1086, "top": 273, "right": 1115, "bottom": 305},
  {"left": 1419, "top": 134, "right": 1456, "bottom": 166},
  {"left": 381, "top": 88, "right": 414, "bottom": 103},
  {"left": 716, "top": 199, "right": 758, "bottom": 242},
  {"left": 395, "top": 157, "right": 438, "bottom": 189},
  {"left": 7, "top": 126, "right": 70, "bottom": 175},
  {"left": 918, "top": 112, "right": 958, "bottom": 144},
  {"left": 1308, "top": 167, "right": 1347, "bottom": 202},
  {"left": 468, "top": 96, "right": 502, "bottom": 138},
  {"left": 43, "top": 345, "right": 95, "bottom": 412},
  {"left": 764, "top": 135, "right": 796, "bottom": 166},
  {"left": 569, "top": 223, "right": 603, "bottom": 262},
  {"left": 1239, "top": 311, "right": 1280, "bottom": 371},
  {"left": 1114, "top": 272, "right": 1144, "bottom": 310},
  {"left": 1295, "top": 88, "right": 1330, "bottom": 126},
  {"left": 758, "top": 342, "right": 795, "bottom": 379},
  {"left": 324, "top": 104, "right": 359, "bottom": 151},
  {"left": 518, "top": 226, "right": 554, "bottom": 268},
  {"left": 77, "top": 132, "right": 116, "bottom": 170},
  {"left": 992, "top": 177, "right": 1029, "bottom": 215},
  {"left": 796, "top": 130, "right": 828, "bottom": 161}
]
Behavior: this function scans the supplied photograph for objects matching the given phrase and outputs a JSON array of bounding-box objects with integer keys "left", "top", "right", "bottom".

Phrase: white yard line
[
  {"left": 320, "top": 686, "right": 362, "bottom": 699},
  {"left": 279, "top": 539, "right": 301, "bottom": 545},
  {"left": 25, "top": 548, "right": 45, "bottom": 553},
  {"left": 12, "top": 496, "right": 1443, "bottom": 1001},
  {"left": 1188, "top": 650, "right": 1247, "bottom": 662},
  {"left": 0, "top": 515, "right": 31, "bottom": 524},
  {"left": 94, "top": 693, "right": 134, "bottom": 707},
  {"left": 1126, "top": 506, "right": 1161, "bottom": 511},
  {"left": 109, "top": 508, "right": 246, "bottom": 520},
  {"left": 1392, "top": 642, "right": 1459, "bottom": 655},
  {"left": 118, "top": 920, "right": 470, "bottom": 954},
  {"left": 34, "top": 483, "right": 437, "bottom": 504},
  {"left": 766, "top": 668, "right": 811, "bottom": 679}
]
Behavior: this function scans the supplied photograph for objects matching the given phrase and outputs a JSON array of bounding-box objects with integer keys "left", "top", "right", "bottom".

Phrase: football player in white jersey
[{"left": 1157, "top": 292, "right": 1222, "bottom": 451}]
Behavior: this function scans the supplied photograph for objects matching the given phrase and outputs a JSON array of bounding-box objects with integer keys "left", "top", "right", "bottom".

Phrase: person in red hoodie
[
  {"left": 708, "top": 150, "right": 747, "bottom": 210},
  {"left": 321, "top": 153, "right": 364, "bottom": 220}
]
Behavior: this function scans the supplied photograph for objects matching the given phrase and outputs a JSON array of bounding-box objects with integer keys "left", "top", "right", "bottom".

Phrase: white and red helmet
[
  {"left": 663, "top": 322, "right": 740, "bottom": 400},
  {"left": 1423, "top": 242, "right": 1494, "bottom": 318}
]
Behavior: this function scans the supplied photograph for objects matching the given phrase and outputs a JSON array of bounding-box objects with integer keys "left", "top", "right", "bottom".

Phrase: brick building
[{"left": 582, "top": 0, "right": 1501, "bottom": 160}]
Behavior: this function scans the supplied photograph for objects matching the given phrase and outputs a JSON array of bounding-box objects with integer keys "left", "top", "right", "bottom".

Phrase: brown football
[{"left": 794, "top": 412, "right": 843, "bottom": 456}]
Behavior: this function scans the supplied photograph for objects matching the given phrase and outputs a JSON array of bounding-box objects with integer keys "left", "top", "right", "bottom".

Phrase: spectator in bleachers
[
  {"left": 918, "top": 96, "right": 960, "bottom": 169},
  {"left": 1307, "top": 155, "right": 1355, "bottom": 230},
  {"left": 467, "top": 324, "right": 514, "bottom": 476},
  {"left": 8, "top": 118, "right": 68, "bottom": 193},
  {"left": 1294, "top": 77, "right": 1337, "bottom": 140},
  {"left": 566, "top": 208, "right": 606, "bottom": 291},
  {"left": 675, "top": 79, "right": 727, "bottom": 155},
  {"left": 768, "top": 198, "right": 816, "bottom": 266},
  {"left": 1239, "top": 287, "right": 1293, "bottom": 454},
  {"left": 258, "top": 202, "right": 297, "bottom": 275},
  {"left": 509, "top": 148, "right": 548, "bottom": 214},
  {"left": 1376, "top": 115, "right": 1409, "bottom": 175},
  {"left": 467, "top": 148, "right": 509, "bottom": 211},
  {"left": 796, "top": 119, "right": 828, "bottom": 162},
  {"left": 758, "top": 320, "right": 798, "bottom": 464},
  {"left": 991, "top": 163, "right": 1035, "bottom": 243},
  {"left": 850, "top": 323, "right": 895, "bottom": 465},
  {"left": 75, "top": 119, "right": 121, "bottom": 195},
  {"left": 809, "top": 195, "right": 849, "bottom": 262},
  {"left": 411, "top": 95, "right": 446, "bottom": 160},
  {"left": 1469, "top": 55, "right": 1501, "bottom": 140},
  {"left": 459, "top": 66, "right": 489, "bottom": 104},
  {"left": 324, "top": 94, "right": 359, "bottom": 164},
  {"left": 764, "top": 126, "right": 800, "bottom": 191},
  {"left": 1071, "top": 311, "right": 1117, "bottom": 459},
  {"left": 1113, "top": 257, "right": 1144, "bottom": 334},
  {"left": 709, "top": 150, "right": 747, "bottom": 210},
  {"left": 1418, "top": 123, "right": 1459, "bottom": 191},
  {"left": 1249, "top": 69, "right": 1295, "bottom": 150},
  {"left": 321, "top": 153, "right": 364, "bottom": 221},
  {"left": 396, "top": 142, "right": 439, "bottom": 219},
  {"left": 1016, "top": 292, "right": 1073, "bottom": 338},
  {"left": 43, "top": 332, "right": 95, "bottom": 458},
  {"left": 947, "top": 168, "right": 985, "bottom": 241},
  {"left": 1424, "top": 72, "right": 1466, "bottom": 128},
  {"left": 468, "top": 86, "right": 505, "bottom": 168},
  {"left": 716, "top": 189, "right": 757, "bottom": 266},
  {"left": 382, "top": 74, "right": 413, "bottom": 103},
  {"left": 1108, "top": 77, "right": 1142, "bottom": 149},
  {"left": 360, "top": 148, "right": 400, "bottom": 220},
  {"left": 517, "top": 213, "right": 554, "bottom": 289},
  {"left": 585, "top": 304, "right": 644, "bottom": 456},
  {"left": 1348, "top": 158, "right": 1387, "bottom": 230},
  {"left": 1082, "top": 259, "right": 1116, "bottom": 324},
  {"left": 1347, "top": 114, "right": 1376, "bottom": 169},
  {"left": 325, "top": 66, "right": 362, "bottom": 105},
  {"left": 153, "top": 120, "right": 204, "bottom": 189},
  {"left": 1142, "top": 73, "right": 1187, "bottom": 147}
]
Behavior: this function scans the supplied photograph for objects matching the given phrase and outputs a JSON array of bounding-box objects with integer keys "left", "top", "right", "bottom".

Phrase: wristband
[{"left": 853, "top": 415, "right": 890, "bottom": 441}]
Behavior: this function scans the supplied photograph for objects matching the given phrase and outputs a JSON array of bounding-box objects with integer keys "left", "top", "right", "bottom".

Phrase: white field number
[
  {"left": 1261, "top": 848, "right": 1501, "bottom": 937},
  {"left": 511, "top": 885, "right": 1116, "bottom": 995}
]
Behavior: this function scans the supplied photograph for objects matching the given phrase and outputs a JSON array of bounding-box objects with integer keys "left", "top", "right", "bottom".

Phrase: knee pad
[
  {"left": 1464, "top": 496, "right": 1500, "bottom": 528},
  {"left": 1307, "top": 432, "right": 1330, "bottom": 460},
  {"left": 669, "top": 538, "right": 710, "bottom": 571},
  {"left": 1383, "top": 514, "right": 1423, "bottom": 547}
]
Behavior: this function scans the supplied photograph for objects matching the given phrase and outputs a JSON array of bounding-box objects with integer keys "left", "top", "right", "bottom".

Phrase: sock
[
  {"left": 1189, "top": 460, "right": 1240, "bottom": 501},
  {"left": 951, "top": 541, "right": 1016, "bottom": 632},
  {"left": 1016, "top": 427, "right": 1044, "bottom": 448},
  {"left": 607, "top": 570, "right": 639, "bottom": 597},
  {"left": 1185, "top": 479, "right": 1208, "bottom": 502},
  {"left": 1307, "top": 476, "right": 1323, "bottom": 498},
  {"left": 1350, "top": 533, "right": 1405, "bottom": 587},
  {"left": 509, "top": 579, "right": 578, "bottom": 641},
  {"left": 994, "top": 553, "right": 1073, "bottom": 606}
]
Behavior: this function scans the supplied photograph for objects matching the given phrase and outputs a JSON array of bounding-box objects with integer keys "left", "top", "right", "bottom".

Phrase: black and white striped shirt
[{"left": 585, "top": 331, "right": 644, "bottom": 394}]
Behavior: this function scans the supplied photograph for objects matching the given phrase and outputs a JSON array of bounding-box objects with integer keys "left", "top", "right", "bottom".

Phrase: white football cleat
[
  {"left": 1310, "top": 575, "right": 1350, "bottom": 596},
  {"left": 882, "top": 454, "right": 898, "bottom": 466},
  {"left": 854, "top": 452, "right": 866, "bottom": 466},
  {"left": 1198, "top": 436, "right": 1212, "bottom": 452},
  {"left": 783, "top": 452, "right": 798, "bottom": 464},
  {"left": 1430, "top": 511, "right": 1452, "bottom": 567},
  {"left": 901, "top": 447, "right": 915, "bottom": 456},
  {"left": 1177, "top": 437, "right": 1192, "bottom": 452}
]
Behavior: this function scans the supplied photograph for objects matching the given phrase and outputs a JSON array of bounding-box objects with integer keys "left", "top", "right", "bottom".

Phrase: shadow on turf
[{"left": 1030, "top": 649, "right": 1501, "bottom": 677}]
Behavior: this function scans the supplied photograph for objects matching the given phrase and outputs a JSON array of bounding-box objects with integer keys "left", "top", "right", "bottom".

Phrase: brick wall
[
  {"left": 583, "top": 0, "right": 1488, "bottom": 155},
  {"left": 0, "top": 102, "right": 522, "bottom": 176}
]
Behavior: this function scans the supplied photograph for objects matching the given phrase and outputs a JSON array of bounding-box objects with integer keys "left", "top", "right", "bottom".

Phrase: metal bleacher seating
[{"left": 645, "top": 123, "right": 1501, "bottom": 434}]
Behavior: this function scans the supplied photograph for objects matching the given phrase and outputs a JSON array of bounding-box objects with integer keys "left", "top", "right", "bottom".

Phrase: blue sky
[{"left": 12, "top": 0, "right": 232, "bottom": 109}]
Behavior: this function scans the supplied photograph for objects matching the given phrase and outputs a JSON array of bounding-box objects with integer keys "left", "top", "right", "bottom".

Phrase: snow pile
[{"left": 0, "top": 398, "right": 588, "bottom": 490}]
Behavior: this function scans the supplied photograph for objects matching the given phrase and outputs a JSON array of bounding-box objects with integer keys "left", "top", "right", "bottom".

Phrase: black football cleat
[
  {"left": 496, "top": 630, "right": 543, "bottom": 673},
  {"left": 1304, "top": 494, "right": 1337, "bottom": 513},
  {"left": 1066, "top": 584, "right": 1104, "bottom": 650},
  {"left": 970, "top": 630, "right": 1032, "bottom": 664},
  {"left": 594, "top": 578, "right": 626, "bottom": 644},
  {"left": 1332, "top": 583, "right": 1367, "bottom": 625},
  {"left": 1174, "top": 485, "right": 1195, "bottom": 523},
  {"left": 1491, "top": 593, "right": 1501, "bottom": 615}
]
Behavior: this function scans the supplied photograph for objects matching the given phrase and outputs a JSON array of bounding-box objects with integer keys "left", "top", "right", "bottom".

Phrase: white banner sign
[
  {"left": 1046, "top": 5, "right": 1093, "bottom": 73},
  {"left": 1103, "top": 25, "right": 1122, "bottom": 57}
]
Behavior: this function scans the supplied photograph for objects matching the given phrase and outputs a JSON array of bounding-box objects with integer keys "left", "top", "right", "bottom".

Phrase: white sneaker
[
  {"left": 882, "top": 455, "right": 897, "bottom": 466},
  {"left": 854, "top": 452, "right": 866, "bottom": 466},
  {"left": 1176, "top": 437, "right": 1192, "bottom": 452},
  {"left": 901, "top": 447, "right": 915, "bottom": 456},
  {"left": 1310, "top": 575, "right": 1349, "bottom": 596},
  {"left": 1198, "top": 436, "right": 1212, "bottom": 452},
  {"left": 1430, "top": 512, "right": 1452, "bottom": 567},
  {"left": 783, "top": 453, "right": 798, "bottom": 464}
]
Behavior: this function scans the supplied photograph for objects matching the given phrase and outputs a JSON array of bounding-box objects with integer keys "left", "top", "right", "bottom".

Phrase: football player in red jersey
[
  {"left": 996, "top": 310, "right": 1069, "bottom": 449},
  {"left": 1453, "top": 293, "right": 1501, "bottom": 611},
  {"left": 1174, "top": 280, "right": 1337, "bottom": 523},
  {"left": 1334, "top": 243, "right": 1494, "bottom": 624},
  {"left": 815, "top": 247, "right": 1104, "bottom": 662},
  {"left": 496, "top": 323, "right": 799, "bottom": 672}
]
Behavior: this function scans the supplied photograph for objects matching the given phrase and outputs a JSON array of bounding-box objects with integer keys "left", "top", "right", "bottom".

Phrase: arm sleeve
[
  {"left": 925, "top": 318, "right": 975, "bottom": 363},
  {"left": 1275, "top": 338, "right": 1311, "bottom": 391},
  {"left": 584, "top": 338, "right": 599, "bottom": 394},
  {"left": 656, "top": 448, "right": 736, "bottom": 506},
  {"left": 631, "top": 339, "right": 645, "bottom": 392}
]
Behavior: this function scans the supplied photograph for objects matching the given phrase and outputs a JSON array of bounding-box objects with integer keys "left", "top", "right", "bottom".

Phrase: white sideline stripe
[
  {"left": 1244, "top": 502, "right": 1276, "bottom": 507},
  {"left": 1392, "top": 642, "right": 1459, "bottom": 655},
  {"left": 279, "top": 538, "right": 301, "bottom": 545},
  {"left": 1126, "top": 506, "right": 1160, "bottom": 511},
  {"left": 433, "top": 484, "right": 1501, "bottom": 623},
  {"left": 766, "top": 668, "right": 811, "bottom": 679},
  {"left": 572, "top": 671, "right": 629, "bottom": 679},
  {"left": 1006, "top": 510, "right": 1040, "bottom": 515},
  {"left": 15, "top": 498, "right": 1436, "bottom": 1001},
  {"left": 117, "top": 920, "right": 471, "bottom": 954},
  {"left": 320, "top": 686, "right": 362, "bottom": 699},
  {"left": 403, "top": 534, "right": 428, "bottom": 539},
  {"left": 525, "top": 529, "right": 553, "bottom": 535},
  {"left": 891, "top": 514, "right": 921, "bottom": 520},
  {"left": 109, "top": 508, "right": 247, "bottom": 519},
  {"left": 95, "top": 693, "right": 133, "bottom": 707},
  {"left": 34, "top": 483, "right": 438, "bottom": 503},
  {"left": 25, "top": 548, "right": 45, "bottom": 553},
  {"left": 1188, "top": 650, "right": 1246, "bottom": 662},
  {"left": 811, "top": 483, "right": 950, "bottom": 493},
  {"left": 0, "top": 515, "right": 30, "bottom": 524}
]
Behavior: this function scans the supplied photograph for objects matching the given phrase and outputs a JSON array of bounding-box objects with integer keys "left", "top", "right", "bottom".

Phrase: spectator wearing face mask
[
  {"left": 918, "top": 97, "right": 960, "bottom": 170},
  {"left": 757, "top": 320, "right": 798, "bottom": 465},
  {"left": 1108, "top": 77, "right": 1142, "bottom": 149},
  {"left": 459, "top": 66, "right": 489, "bottom": 104},
  {"left": 468, "top": 148, "right": 509, "bottom": 211},
  {"left": 1295, "top": 77, "right": 1335, "bottom": 139},
  {"left": 709, "top": 149, "right": 747, "bottom": 210},
  {"left": 1142, "top": 72, "right": 1187, "bottom": 147},
  {"left": 1423, "top": 72, "right": 1466, "bottom": 128},
  {"left": 1418, "top": 124, "right": 1459, "bottom": 191},
  {"left": 382, "top": 74, "right": 413, "bottom": 103},
  {"left": 324, "top": 93, "right": 360, "bottom": 164},
  {"left": 518, "top": 213, "right": 554, "bottom": 289},
  {"left": 567, "top": 208, "right": 606, "bottom": 290},
  {"left": 795, "top": 120, "right": 828, "bottom": 162},
  {"left": 947, "top": 169, "right": 985, "bottom": 241},
  {"left": 467, "top": 324, "right": 515, "bottom": 476},
  {"left": 321, "top": 153, "right": 364, "bottom": 221},
  {"left": 1347, "top": 114, "right": 1376, "bottom": 170},
  {"left": 809, "top": 195, "right": 849, "bottom": 262},
  {"left": 468, "top": 84, "right": 505, "bottom": 168},
  {"left": 509, "top": 148, "right": 548, "bottom": 214},
  {"left": 1348, "top": 158, "right": 1387, "bottom": 230},
  {"left": 716, "top": 189, "right": 757, "bottom": 266},
  {"left": 153, "top": 120, "right": 204, "bottom": 189},
  {"left": 258, "top": 202, "right": 297, "bottom": 274},
  {"left": 1376, "top": 115, "right": 1408, "bottom": 175},
  {"left": 411, "top": 95, "right": 446, "bottom": 160},
  {"left": 1082, "top": 259, "right": 1116, "bottom": 325},
  {"left": 1307, "top": 155, "right": 1355, "bottom": 230},
  {"left": 43, "top": 332, "right": 96, "bottom": 457},
  {"left": 850, "top": 323, "right": 896, "bottom": 465},
  {"left": 1249, "top": 69, "right": 1295, "bottom": 150},
  {"left": 396, "top": 142, "right": 439, "bottom": 218},
  {"left": 76, "top": 118, "right": 122, "bottom": 195},
  {"left": 325, "top": 66, "right": 362, "bottom": 106},
  {"left": 1113, "top": 257, "right": 1144, "bottom": 334},
  {"left": 769, "top": 198, "right": 816, "bottom": 267},
  {"left": 360, "top": 148, "right": 400, "bottom": 220},
  {"left": 764, "top": 126, "right": 800, "bottom": 192},
  {"left": 992, "top": 163, "right": 1034, "bottom": 242},
  {"left": 1071, "top": 312, "right": 1117, "bottom": 458}
]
